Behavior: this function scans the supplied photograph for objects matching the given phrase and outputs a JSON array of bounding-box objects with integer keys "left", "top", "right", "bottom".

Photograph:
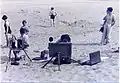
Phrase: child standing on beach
[
  {"left": 49, "top": 7, "right": 57, "bottom": 27},
  {"left": 20, "top": 20, "right": 29, "bottom": 47},
  {"left": 100, "top": 7, "right": 115, "bottom": 45},
  {"left": 2, "top": 15, "right": 12, "bottom": 46},
  {"left": 20, "top": 20, "right": 29, "bottom": 35}
]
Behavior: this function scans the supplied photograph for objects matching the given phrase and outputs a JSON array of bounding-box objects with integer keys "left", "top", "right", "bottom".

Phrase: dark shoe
[
  {"left": 15, "top": 57, "right": 21, "bottom": 61},
  {"left": 103, "top": 43, "right": 107, "bottom": 45},
  {"left": 114, "top": 50, "right": 119, "bottom": 53},
  {"left": 106, "top": 41, "right": 110, "bottom": 44},
  {"left": 11, "top": 57, "right": 20, "bottom": 61},
  {"left": 32, "top": 57, "right": 42, "bottom": 60},
  {"left": 11, "top": 61, "right": 19, "bottom": 65},
  {"left": 44, "top": 57, "right": 47, "bottom": 60}
]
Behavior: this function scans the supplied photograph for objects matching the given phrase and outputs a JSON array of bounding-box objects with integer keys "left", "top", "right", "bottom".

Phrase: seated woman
[{"left": 32, "top": 37, "right": 53, "bottom": 60}]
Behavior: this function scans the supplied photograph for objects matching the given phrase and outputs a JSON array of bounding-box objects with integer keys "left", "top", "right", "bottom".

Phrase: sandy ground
[{"left": 0, "top": 0, "right": 119, "bottom": 82}]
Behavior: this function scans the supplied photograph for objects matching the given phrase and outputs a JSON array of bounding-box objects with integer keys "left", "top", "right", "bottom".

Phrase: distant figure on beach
[
  {"left": 100, "top": 7, "right": 115, "bottom": 45},
  {"left": 49, "top": 7, "right": 57, "bottom": 27},
  {"left": 2, "top": 15, "right": 12, "bottom": 46}
]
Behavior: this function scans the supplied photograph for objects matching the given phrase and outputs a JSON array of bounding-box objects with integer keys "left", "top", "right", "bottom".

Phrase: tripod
[
  {"left": 41, "top": 52, "right": 80, "bottom": 71},
  {"left": 5, "top": 47, "right": 32, "bottom": 72},
  {"left": 42, "top": 52, "right": 61, "bottom": 71}
]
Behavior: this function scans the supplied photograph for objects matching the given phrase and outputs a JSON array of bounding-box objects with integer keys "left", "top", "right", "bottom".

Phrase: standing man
[
  {"left": 2, "top": 15, "right": 12, "bottom": 46},
  {"left": 100, "top": 7, "right": 115, "bottom": 45},
  {"left": 49, "top": 7, "right": 57, "bottom": 27}
]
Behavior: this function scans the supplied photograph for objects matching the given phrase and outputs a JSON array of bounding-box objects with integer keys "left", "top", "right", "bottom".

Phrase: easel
[
  {"left": 5, "top": 35, "right": 32, "bottom": 72},
  {"left": 5, "top": 48, "right": 32, "bottom": 72}
]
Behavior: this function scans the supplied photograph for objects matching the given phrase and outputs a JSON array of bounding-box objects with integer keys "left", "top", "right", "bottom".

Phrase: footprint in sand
[
  {"left": 33, "top": 50, "right": 40, "bottom": 53},
  {"left": 60, "top": 21, "right": 71, "bottom": 26},
  {"left": 0, "top": 56, "right": 9, "bottom": 64}
]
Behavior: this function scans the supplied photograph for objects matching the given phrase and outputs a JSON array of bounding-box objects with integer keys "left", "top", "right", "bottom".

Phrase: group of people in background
[
  {"left": 2, "top": 7, "right": 57, "bottom": 48},
  {"left": 1, "top": 7, "right": 118, "bottom": 65},
  {"left": 2, "top": 15, "right": 30, "bottom": 65}
]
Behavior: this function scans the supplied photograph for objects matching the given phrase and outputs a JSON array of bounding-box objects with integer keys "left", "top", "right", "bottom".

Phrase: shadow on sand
[
  {"left": 72, "top": 43, "right": 100, "bottom": 46},
  {"left": 0, "top": 56, "right": 9, "bottom": 64},
  {"left": 1, "top": 45, "right": 8, "bottom": 49}
]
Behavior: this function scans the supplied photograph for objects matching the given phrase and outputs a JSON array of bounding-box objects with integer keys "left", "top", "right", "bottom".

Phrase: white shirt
[
  {"left": 103, "top": 14, "right": 115, "bottom": 25},
  {"left": 5, "top": 21, "right": 10, "bottom": 27},
  {"left": 23, "top": 34, "right": 29, "bottom": 45}
]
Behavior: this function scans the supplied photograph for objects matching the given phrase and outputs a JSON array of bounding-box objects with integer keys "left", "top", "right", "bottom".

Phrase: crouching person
[
  {"left": 10, "top": 35, "right": 20, "bottom": 65},
  {"left": 11, "top": 34, "right": 29, "bottom": 65},
  {"left": 32, "top": 37, "right": 53, "bottom": 61},
  {"left": 39, "top": 37, "right": 53, "bottom": 60}
]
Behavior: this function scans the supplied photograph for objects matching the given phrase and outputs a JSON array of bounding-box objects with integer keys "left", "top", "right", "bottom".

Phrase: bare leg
[
  {"left": 5, "top": 49, "right": 12, "bottom": 72},
  {"left": 5, "top": 33, "right": 9, "bottom": 46},
  {"left": 53, "top": 19, "right": 55, "bottom": 27},
  {"left": 106, "top": 24, "right": 111, "bottom": 44}
]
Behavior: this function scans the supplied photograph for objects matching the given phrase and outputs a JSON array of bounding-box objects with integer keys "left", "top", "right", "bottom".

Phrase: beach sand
[{"left": 0, "top": 0, "right": 119, "bottom": 82}]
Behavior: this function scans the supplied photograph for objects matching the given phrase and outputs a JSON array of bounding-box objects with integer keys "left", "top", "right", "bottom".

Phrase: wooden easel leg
[
  {"left": 58, "top": 53, "right": 61, "bottom": 71},
  {"left": 41, "top": 56, "right": 54, "bottom": 68},
  {"left": 23, "top": 49, "right": 32, "bottom": 62}
]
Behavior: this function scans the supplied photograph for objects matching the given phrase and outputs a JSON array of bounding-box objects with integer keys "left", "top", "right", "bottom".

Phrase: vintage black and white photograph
[{"left": 0, "top": 0, "right": 119, "bottom": 82}]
